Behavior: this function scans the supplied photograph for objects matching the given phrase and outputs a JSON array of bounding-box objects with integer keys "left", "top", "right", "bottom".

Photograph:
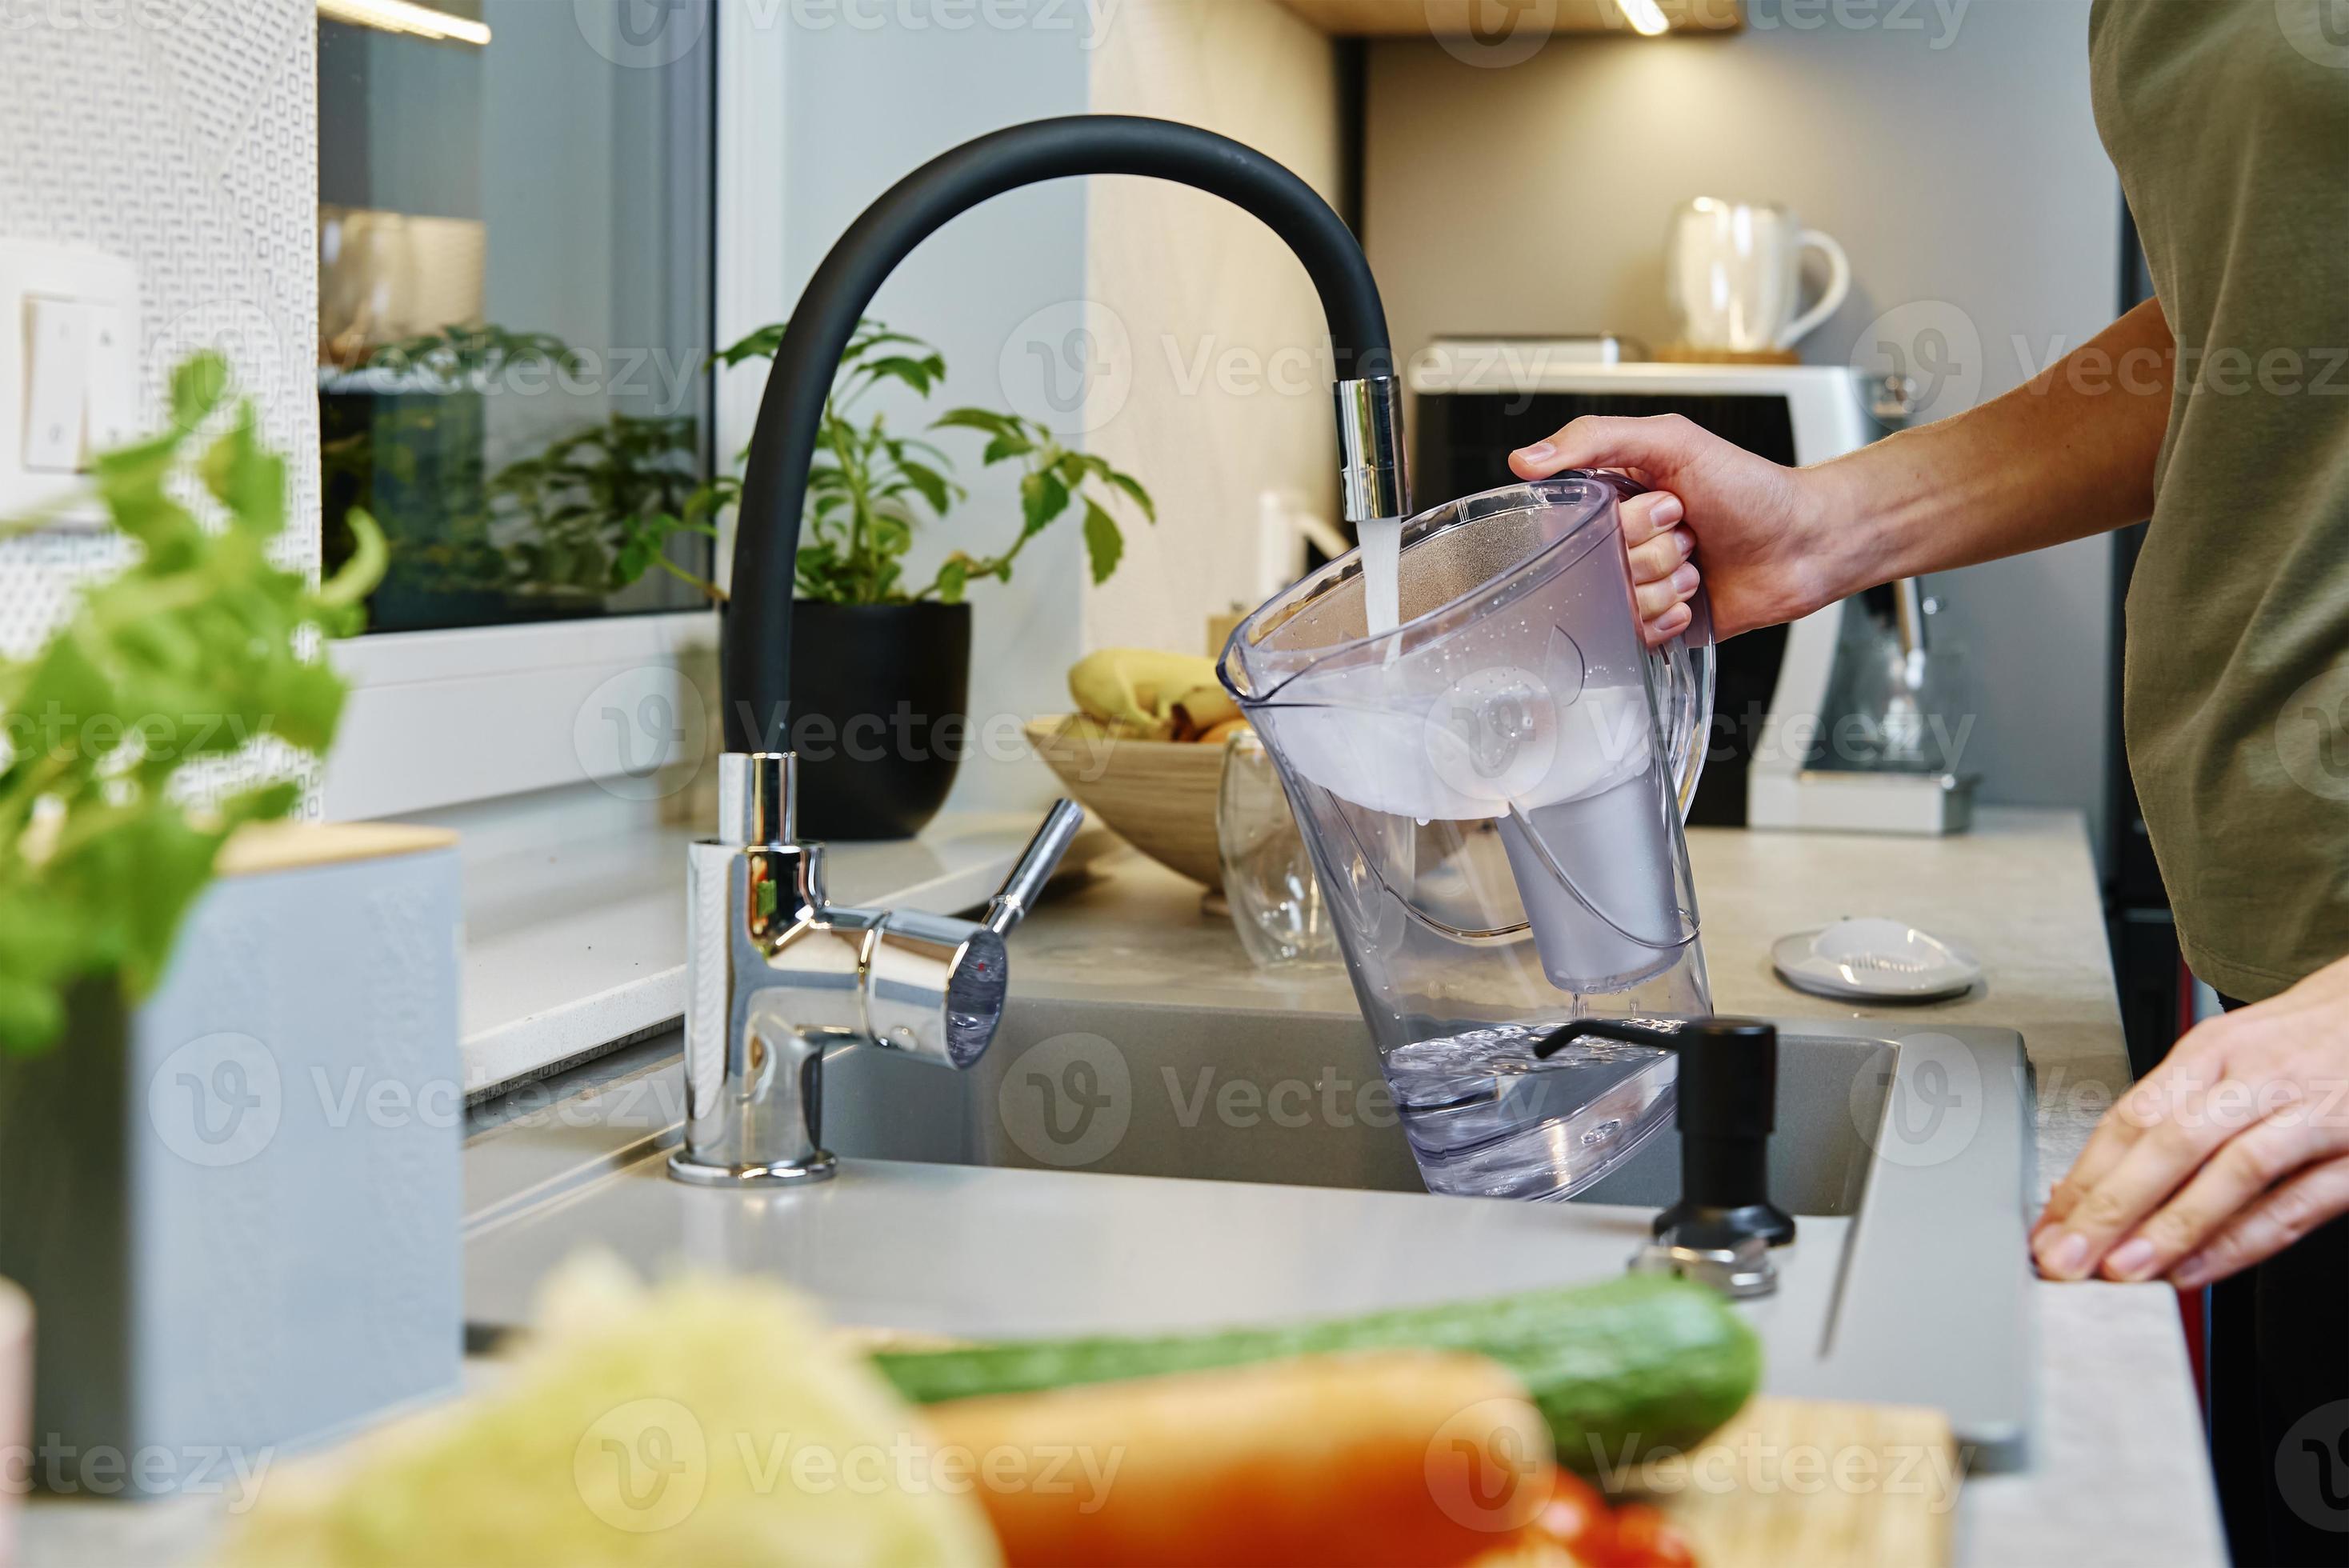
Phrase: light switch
[
  {"left": 22, "top": 294, "right": 90, "bottom": 473},
  {"left": 0, "top": 240, "right": 139, "bottom": 521},
  {"left": 84, "top": 302, "right": 136, "bottom": 454}
]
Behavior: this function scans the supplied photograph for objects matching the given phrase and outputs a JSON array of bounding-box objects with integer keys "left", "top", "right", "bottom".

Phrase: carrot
[{"left": 921, "top": 1350, "right": 1557, "bottom": 1568}]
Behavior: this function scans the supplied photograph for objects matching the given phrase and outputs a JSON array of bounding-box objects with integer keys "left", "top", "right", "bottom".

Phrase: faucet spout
[{"left": 723, "top": 114, "right": 1404, "bottom": 751}]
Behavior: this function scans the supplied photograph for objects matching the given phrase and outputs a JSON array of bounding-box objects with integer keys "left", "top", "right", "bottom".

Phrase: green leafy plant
[
  {"left": 486, "top": 413, "right": 702, "bottom": 602},
  {"left": 0, "top": 353, "right": 386, "bottom": 1054},
  {"left": 360, "top": 323, "right": 583, "bottom": 385},
  {"left": 923, "top": 406, "right": 1154, "bottom": 602},
  {"left": 618, "top": 320, "right": 1155, "bottom": 606},
  {"left": 320, "top": 382, "right": 502, "bottom": 603},
  {"left": 766, "top": 321, "right": 960, "bottom": 605},
  {"left": 323, "top": 327, "right": 714, "bottom": 614}
]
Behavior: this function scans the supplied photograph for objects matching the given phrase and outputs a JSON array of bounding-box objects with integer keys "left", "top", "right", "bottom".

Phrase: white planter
[{"left": 0, "top": 825, "right": 463, "bottom": 1502}]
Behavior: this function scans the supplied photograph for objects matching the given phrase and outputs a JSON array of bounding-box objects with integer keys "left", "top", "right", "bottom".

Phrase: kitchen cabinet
[{"left": 1275, "top": 0, "right": 1743, "bottom": 37}]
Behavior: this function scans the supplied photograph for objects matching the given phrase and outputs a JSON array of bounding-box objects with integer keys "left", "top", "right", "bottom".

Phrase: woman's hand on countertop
[
  {"left": 1508, "top": 413, "right": 1851, "bottom": 646},
  {"left": 2031, "top": 954, "right": 2349, "bottom": 1288}
]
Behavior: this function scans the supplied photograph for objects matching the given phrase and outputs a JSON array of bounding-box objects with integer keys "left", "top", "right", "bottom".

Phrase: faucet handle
[
  {"left": 984, "top": 800, "right": 1085, "bottom": 936},
  {"left": 857, "top": 802, "right": 1084, "bottom": 1072}
]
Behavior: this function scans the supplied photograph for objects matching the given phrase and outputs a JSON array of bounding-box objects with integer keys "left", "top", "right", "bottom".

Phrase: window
[{"left": 316, "top": 0, "right": 717, "bottom": 635}]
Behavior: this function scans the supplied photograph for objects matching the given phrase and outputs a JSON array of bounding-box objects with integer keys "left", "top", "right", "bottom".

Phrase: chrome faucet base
[
  {"left": 669, "top": 753, "right": 1084, "bottom": 1186},
  {"left": 666, "top": 1149, "right": 839, "bottom": 1188}
]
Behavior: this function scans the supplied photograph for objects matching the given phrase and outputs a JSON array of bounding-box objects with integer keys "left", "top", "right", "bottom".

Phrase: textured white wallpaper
[{"left": 0, "top": 0, "right": 320, "bottom": 661}]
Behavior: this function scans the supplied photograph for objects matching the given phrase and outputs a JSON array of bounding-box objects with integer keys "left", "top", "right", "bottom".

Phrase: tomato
[
  {"left": 1499, "top": 1474, "right": 1697, "bottom": 1568},
  {"left": 1515, "top": 1472, "right": 1614, "bottom": 1562},
  {"left": 1600, "top": 1503, "right": 1696, "bottom": 1568}
]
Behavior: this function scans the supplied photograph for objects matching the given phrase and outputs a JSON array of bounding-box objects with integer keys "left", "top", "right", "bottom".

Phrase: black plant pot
[{"left": 769, "top": 600, "right": 972, "bottom": 840}]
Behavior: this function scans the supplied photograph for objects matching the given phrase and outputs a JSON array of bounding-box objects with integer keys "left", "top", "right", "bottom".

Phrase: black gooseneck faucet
[
  {"left": 722, "top": 114, "right": 1406, "bottom": 751},
  {"left": 723, "top": 114, "right": 1407, "bottom": 750},
  {"left": 670, "top": 115, "right": 1411, "bottom": 1186}
]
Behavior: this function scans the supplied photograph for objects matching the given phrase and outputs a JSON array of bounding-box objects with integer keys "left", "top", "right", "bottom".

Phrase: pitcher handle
[
  {"left": 1571, "top": 469, "right": 1717, "bottom": 821},
  {"left": 1655, "top": 585, "right": 1716, "bottom": 822}
]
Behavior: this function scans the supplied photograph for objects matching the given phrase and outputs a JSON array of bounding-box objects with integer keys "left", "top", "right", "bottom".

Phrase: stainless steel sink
[
  {"left": 822, "top": 994, "right": 1886, "bottom": 1217},
  {"left": 462, "top": 994, "right": 2037, "bottom": 1469}
]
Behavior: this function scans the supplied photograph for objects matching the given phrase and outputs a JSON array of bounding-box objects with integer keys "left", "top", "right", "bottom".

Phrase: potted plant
[
  {"left": 324, "top": 325, "right": 711, "bottom": 629},
  {"left": 614, "top": 321, "right": 1155, "bottom": 839},
  {"left": 322, "top": 325, "right": 576, "bottom": 630},
  {"left": 0, "top": 355, "right": 464, "bottom": 1498},
  {"left": 483, "top": 408, "right": 704, "bottom": 613}
]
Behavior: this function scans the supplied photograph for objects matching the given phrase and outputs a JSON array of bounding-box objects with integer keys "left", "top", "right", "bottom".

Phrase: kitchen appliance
[
  {"left": 1410, "top": 354, "right": 1973, "bottom": 834},
  {"left": 1222, "top": 473, "right": 1715, "bottom": 1201},
  {"left": 1665, "top": 198, "right": 1851, "bottom": 354},
  {"left": 1413, "top": 334, "right": 1649, "bottom": 386}
]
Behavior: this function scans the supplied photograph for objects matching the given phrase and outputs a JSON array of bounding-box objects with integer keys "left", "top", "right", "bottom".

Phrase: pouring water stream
[{"left": 1359, "top": 514, "right": 1404, "bottom": 638}]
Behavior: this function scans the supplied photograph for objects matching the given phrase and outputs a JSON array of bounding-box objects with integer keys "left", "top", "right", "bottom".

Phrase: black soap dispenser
[{"left": 1539, "top": 1015, "right": 1796, "bottom": 1250}]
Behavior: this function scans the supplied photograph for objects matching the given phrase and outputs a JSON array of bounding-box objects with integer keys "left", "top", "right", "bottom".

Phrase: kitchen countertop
[
  {"left": 1006, "top": 807, "right": 2227, "bottom": 1567},
  {"left": 20, "top": 806, "right": 2225, "bottom": 1566}
]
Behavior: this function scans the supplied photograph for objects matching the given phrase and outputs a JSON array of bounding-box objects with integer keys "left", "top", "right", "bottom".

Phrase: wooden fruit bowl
[{"left": 1024, "top": 716, "right": 1227, "bottom": 890}]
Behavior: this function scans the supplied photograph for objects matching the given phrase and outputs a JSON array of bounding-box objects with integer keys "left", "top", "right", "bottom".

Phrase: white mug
[{"left": 1666, "top": 198, "right": 1851, "bottom": 354}]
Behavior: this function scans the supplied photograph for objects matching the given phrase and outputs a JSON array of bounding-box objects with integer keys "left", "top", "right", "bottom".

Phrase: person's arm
[
  {"left": 1511, "top": 299, "right": 2349, "bottom": 1294},
  {"left": 1509, "top": 297, "right": 2175, "bottom": 641}
]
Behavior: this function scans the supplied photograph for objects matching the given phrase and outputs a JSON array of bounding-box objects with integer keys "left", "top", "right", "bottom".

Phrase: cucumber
[{"left": 872, "top": 1274, "right": 1759, "bottom": 1472}]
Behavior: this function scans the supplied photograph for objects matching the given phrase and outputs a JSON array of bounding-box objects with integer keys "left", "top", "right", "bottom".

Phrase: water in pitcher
[{"left": 1384, "top": 1022, "right": 1679, "bottom": 1201}]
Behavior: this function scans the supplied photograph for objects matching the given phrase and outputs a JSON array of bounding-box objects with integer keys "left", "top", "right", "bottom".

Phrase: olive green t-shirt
[{"left": 2090, "top": 0, "right": 2349, "bottom": 1001}]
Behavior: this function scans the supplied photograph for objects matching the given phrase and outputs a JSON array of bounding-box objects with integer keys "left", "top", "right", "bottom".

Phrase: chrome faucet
[
  {"left": 671, "top": 114, "right": 1406, "bottom": 1186},
  {"left": 670, "top": 754, "right": 1083, "bottom": 1186}
]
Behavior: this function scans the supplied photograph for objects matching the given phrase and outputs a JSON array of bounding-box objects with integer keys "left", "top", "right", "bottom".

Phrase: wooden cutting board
[{"left": 1639, "top": 1397, "right": 1959, "bottom": 1568}]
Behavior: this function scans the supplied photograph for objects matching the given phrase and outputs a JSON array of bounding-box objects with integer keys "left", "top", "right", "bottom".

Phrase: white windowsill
[{"left": 323, "top": 612, "right": 719, "bottom": 823}]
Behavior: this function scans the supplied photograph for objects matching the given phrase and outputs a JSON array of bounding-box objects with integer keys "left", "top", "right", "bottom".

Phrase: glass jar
[{"left": 1215, "top": 729, "right": 1337, "bottom": 970}]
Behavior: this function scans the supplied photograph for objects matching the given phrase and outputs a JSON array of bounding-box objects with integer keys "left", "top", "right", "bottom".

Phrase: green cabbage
[{"left": 217, "top": 1254, "right": 1000, "bottom": 1568}]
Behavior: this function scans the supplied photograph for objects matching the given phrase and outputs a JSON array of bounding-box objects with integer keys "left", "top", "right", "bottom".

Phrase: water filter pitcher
[{"left": 1219, "top": 474, "right": 1718, "bottom": 1199}]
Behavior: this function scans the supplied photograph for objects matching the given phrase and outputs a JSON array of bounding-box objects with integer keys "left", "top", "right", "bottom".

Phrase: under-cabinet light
[
  {"left": 318, "top": 0, "right": 490, "bottom": 46},
  {"left": 1618, "top": 0, "right": 1673, "bottom": 34}
]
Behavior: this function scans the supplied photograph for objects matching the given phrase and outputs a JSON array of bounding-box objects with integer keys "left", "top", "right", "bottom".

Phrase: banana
[
  {"left": 1195, "top": 717, "right": 1250, "bottom": 747},
  {"left": 1170, "top": 682, "right": 1239, "bottom": 739},
  {"left": 1067, "top": 649, "right": 1221, "bottom": 740}
]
